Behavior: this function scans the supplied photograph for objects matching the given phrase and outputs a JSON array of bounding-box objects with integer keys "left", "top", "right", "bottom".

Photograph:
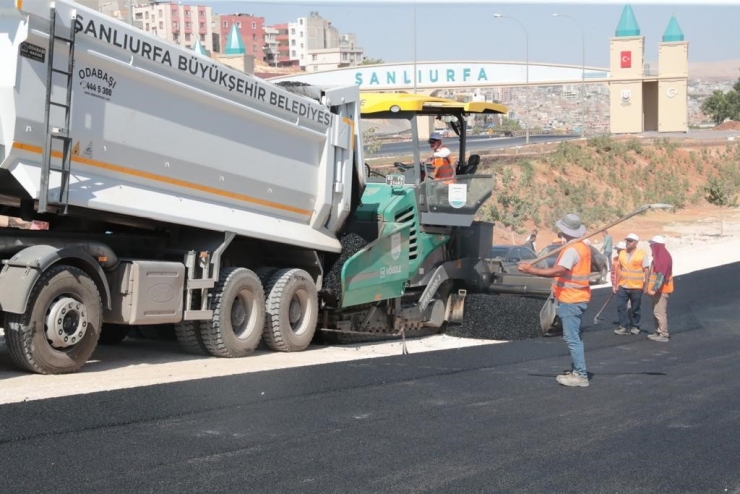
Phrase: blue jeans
[
  {"left": 556, "top": 302, "right": 588, "bottom": 378},
  {"left": 617, "top": 286, "right": 642, "bottom": 329}
]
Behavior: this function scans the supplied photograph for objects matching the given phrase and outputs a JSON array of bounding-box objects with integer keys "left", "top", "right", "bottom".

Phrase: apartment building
[
  {"left": 133, "top": 2, "right": 213, "bottom": 53},
  {"left": 219, "top": 13, "right": 265, "bottom": 60},
  {"left": 263, "top": 25, "right": 278, "bottom": 65},
  {"left": 270, "top": 23, "right": 298, "bottom": 67},
  {"left": 304, "top": 33, "right": 363, "bottom": 72},
  {"left": 268, "top": 12, "right": 363, "bottom": 71}
]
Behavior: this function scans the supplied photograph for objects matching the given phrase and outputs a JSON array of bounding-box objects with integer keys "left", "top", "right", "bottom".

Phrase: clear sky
[{"left": 201, "top": 1, "right": 739, "bottom": 68}]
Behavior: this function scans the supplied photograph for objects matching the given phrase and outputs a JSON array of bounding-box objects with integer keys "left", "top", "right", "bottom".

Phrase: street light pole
[
  {"left": 553, "top": 13, "right": 585, "bottom": 137},
  {"left": 412, "top": 0, "right": 417, "bottom": 94},
  {"left": 494, "top": 14, "right": 529, "bottom": 145}
]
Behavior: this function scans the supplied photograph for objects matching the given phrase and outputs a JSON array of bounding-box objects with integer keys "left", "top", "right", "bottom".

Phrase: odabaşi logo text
[{"left": 78, "top": 67, "right": 117, "bottom": 101}]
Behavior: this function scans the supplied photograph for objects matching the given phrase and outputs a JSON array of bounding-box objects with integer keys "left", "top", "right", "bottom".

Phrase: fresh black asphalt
[{"left": 1, "top": 262, "right": 739, "bottom": 493}]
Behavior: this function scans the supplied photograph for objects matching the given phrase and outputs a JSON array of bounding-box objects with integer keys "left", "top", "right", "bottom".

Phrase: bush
[
  {"left": 625, "top": 138, "right": 643, "bottom": 154},
  {"left": 587, "top": 135, "right": 626, "bottom": 155},
  {"left": 705, "top": 174, "right": 738, "bottom": 207}
]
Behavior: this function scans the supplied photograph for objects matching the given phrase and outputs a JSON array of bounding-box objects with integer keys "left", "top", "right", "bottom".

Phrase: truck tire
[
  {"left": 3, "top": 265, "right": 102, "bottom": 374},
  {"left": 263, "top": 268, "right": 318, "bottom": 352},
  {"left": 99, "top": 324, "right": 130, "bottom": 345},
  {"left": 254, "top": 266, "right": 278, "bottom": 288},
  {"left": 201, "top": 267, "right": 265, "bottom": 358},
  {"left": 174, "top": 320, "right": 209, "bottom": 355}
]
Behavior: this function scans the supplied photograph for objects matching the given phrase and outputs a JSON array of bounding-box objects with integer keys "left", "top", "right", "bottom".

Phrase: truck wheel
[
  {"left": 4, "top": 265, "right": 102, "bottom": 374},
  {"left": 263, "top": 268, "right": 318, "bottom": 352},
  {"left": 99, "top": 324, "right": 130, "bottom": 345},
  {"left": 201, "top": 267, "right": 264, "bottom": 358},
  {"left": 254, "top": 266, "right": 278, "bottom": 287},
  {"left": 174, "top": 320, "right": 209, "bottom": 355}
]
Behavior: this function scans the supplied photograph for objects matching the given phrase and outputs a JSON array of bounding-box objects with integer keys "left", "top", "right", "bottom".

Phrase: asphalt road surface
[
  {"left": 374, "top": 134, "right": 580, "bottom": 157},
  {"left": 1, "top": 263, "right": 739, "bottom": 493}
]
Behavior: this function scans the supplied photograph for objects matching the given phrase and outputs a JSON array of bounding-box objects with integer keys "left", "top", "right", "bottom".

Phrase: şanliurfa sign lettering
[{"left": 272, "top": 62, "right": 610, "bottom": 90}]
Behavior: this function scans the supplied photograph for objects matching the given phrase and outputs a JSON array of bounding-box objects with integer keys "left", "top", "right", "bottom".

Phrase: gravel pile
[
  {"left": 446, "top": 293, "right": 545, "bottom": 341},
  {"left": 321, "top": 233, "right": 369, "bottom": 306}
]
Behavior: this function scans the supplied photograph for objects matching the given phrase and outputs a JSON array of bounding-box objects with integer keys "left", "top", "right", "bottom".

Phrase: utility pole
[
  {"left": 494, "top": 14, "right": 529, "bottom": 145},
  {"left": 412, "top": 0, "right": 417, "bottom": 94},
  {"left": 553, "top": 13, "right": 586, "bottom": 137}
]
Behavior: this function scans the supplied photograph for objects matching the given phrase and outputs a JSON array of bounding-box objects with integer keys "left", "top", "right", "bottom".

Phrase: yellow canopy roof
[{"left": 360, "top": 92, "right": 507, "bottom": 117}]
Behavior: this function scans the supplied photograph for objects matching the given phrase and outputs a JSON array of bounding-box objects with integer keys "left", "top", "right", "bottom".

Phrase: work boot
[
  {"left": 630, "top": 327, "right": 641, "bottom": 335},
  {"left": 648, "top": 333, "right": 670, "bottom": 342},
  {"left": 614, "top": 327, "right": 630, "bottom": 335},
  {"left": 556, "top": 373, "right": 589, "bottom": 387}
]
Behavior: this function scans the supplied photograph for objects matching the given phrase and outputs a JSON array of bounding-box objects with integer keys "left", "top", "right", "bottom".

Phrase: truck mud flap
[{"left": 0, "top": 244, "right": 112, "bottom": 314}]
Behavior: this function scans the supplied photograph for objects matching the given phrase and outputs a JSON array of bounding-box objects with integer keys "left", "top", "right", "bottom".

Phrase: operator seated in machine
[{"left": 423, "top": 131, "right": 456, "bottom": 184}]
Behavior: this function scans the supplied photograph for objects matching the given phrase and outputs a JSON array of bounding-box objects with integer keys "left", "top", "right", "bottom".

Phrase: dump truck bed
[{"left": 0, "top": 0, "right": 360, "bottom": 252}]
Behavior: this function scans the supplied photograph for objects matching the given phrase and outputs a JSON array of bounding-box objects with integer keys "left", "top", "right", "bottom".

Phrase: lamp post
[
  {"left": 494, "top": 13, "right": 529, "bottom": 145},
  {"left": 553, "top": 13, "right": 585, "bottom": 137},
  {"left": 412, "top": 0, "right": 417, "bottom": 94}
]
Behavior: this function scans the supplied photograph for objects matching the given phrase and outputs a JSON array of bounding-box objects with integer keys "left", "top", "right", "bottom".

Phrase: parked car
[
  {"left": 489, "top": 245, "right": 548, "bottom": 273},
  {"left": 537, "top": 243, "right": 609, "bottom": 285},
  {"left": 488, "top": 244, "right": 551, "bottom": 297}
]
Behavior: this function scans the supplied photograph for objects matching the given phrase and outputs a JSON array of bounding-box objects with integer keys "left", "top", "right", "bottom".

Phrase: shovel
[{"left": 539, "top": 294, "right": 560, "bottom": 334}]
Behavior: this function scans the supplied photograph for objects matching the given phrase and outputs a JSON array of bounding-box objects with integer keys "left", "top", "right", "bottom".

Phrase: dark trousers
[{"left": 617, "top": 286, "right": 643, "bottom": 329}]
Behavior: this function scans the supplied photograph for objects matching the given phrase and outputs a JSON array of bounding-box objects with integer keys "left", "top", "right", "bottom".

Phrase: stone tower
[
  {"left": 609, "top": 4, "right": 645, "bottom": 133},
  {"left": 657, "top": 16, "right": 689, "bottom": 132}
]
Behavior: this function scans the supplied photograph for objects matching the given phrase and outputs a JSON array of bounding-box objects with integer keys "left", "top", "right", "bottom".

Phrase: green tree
[
  {"left": 498, "top": 118, "right": 522, "bottom": 131},
  {"left": 701, "top": 78, "right": 740, "bottom": 125},
  {"left": 360, "top": 57, "right": 385, "bottom": 66},
  {"left": 362, "top": 127, "right": 382, "bottom": 155},
  {"left": 704, "top": 174, "right": 738, "bottom": 236}
]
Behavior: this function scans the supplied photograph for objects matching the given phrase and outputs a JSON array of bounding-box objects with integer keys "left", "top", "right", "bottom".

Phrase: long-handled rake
[{"left": 593, "top": 292, "right": 615, "bottom": 325}]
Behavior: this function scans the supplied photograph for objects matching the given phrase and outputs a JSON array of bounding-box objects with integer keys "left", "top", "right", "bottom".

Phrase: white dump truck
[
  {"left": 1, "top": 0, "right": 530, "bottom": 375},
  {"left": 0, "top": 0, "right": 365, "bottom": 373}
]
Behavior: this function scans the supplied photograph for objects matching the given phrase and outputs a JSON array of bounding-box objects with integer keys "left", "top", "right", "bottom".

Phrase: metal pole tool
[{"left": 533, "top": 203, "right": 673, "bottom": 331}]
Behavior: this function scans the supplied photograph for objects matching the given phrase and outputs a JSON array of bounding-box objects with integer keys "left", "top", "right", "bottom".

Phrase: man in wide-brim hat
[{"left": 519, "top": 213, "right": 592, "bottom": 388}]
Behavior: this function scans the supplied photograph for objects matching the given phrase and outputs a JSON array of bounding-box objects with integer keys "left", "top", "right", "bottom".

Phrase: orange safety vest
[
  {"left": 430, "top": 147, "right": 455, "bottom": 182},
  {"left": 648, "top": 268, "right": 674, "bottom": 294},
  {"left": 431, "top": 157, "right": 455, "bottom": 179},
  {"left": 553, "top": 242, "right": 592, "bottom": 304},
  {"left": 618, "top": 249, "right": 647, "bottom": 289}
]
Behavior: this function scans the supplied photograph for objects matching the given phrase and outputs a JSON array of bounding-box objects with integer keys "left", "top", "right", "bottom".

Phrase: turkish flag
[{"left": 621, "top": 51, "right": 632, "bottom": 68}]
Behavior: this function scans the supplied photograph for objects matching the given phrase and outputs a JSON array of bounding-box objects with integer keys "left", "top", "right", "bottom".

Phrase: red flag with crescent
[{"left": 621, "top": 51, "right": 632, "bottom": 68}]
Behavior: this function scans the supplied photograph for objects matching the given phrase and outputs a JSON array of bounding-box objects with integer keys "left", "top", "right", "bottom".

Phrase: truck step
[
  {"left": 184, "top": 310, "right": 213, "bottom": 320},
  {"left": 187, "top": 279, "right": 215, "bottom": 290}
]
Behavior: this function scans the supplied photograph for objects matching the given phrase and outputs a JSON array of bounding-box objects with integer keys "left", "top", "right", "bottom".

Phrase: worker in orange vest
[
  {"left": 425, "top": 132, "right": 456, "bottom": 182},
  {"left": 519, "top": 213, "right": 591, "bottom": 388},
  {"left": 613, "top": 233, "right": 650, "bottom": 335},
  {"left": 611, "top": 241, "right": 634, "bottom": 326},
  {"left": 646, "top": 235, "right": 674, "bottom": 342}
]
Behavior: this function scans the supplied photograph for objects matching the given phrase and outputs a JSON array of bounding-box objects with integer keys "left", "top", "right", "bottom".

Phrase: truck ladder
[{"left": 38, "top": 3, "right": 77, "bottom": 214}]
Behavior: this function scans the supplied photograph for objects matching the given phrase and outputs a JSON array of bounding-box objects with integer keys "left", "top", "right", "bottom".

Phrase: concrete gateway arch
[
  {"left": 269, "top": 60, "right": 611, "bottom": 92},
  {"left": 269, "top": 6, "right": 690, "bottom": 135}
]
